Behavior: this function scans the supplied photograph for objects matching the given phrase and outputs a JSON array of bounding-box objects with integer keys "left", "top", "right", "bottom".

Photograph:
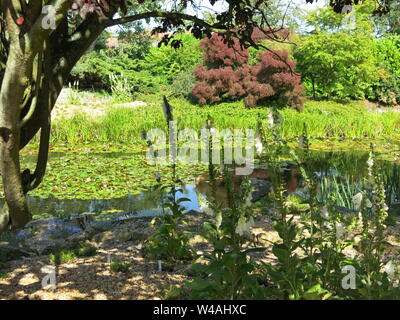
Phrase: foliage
[
  {"left": 304, "top": 1, "right": 375, "bottom": 34},
  {"left": 192, "top": 32, "right": 304, "bottom": 109},
  {"left": 75, "top": 242, "right": 98, "bottom": 257},
  {"left": 67, "top": 81, "right": 82, "bottom": 105},
  {"left": 143, "top": 182, "right": 195, "bottom": 262},
  {"left": 109, "top": 74, "right": 134, "bottom": 103},
  {"left": 294, "top": 31, "right": 379, "bottom": 100},
  {"left": 92, "top": 30, "right": 112, "bottom": 51},
  {"left": 373, "top": 0, "right": 400, "bottom": 35},
  {"left": 168, "top": 109, "right": 400, "bottom": 300},
  {"left": 369, "top": 35, "right": 400, "bottom": 105},
  {"left": 144, "top": 33, "right": 202, "bottom": 85},
  {"left": 171, "top": 70, "right": 197, "bottom": 99},
  {"left": 110, "top": 261, "right": 130, "bottom": 273},
  {"left": 71, "top": 43, "right": 158, "bottom": 93},
  {"left": 49, "top": 249, "right": 76, "bottom": 265},
  {"left": 187, "top": 173, "right": 264, "bottom": 299},
  {"left": 50, "top": 97, "right": 400, "bottom": 147},
  {"left": 71, "top": 33, "right": 201, "bottom": 95},
  {"left": 264, "top": 124, "right": 400, "bottom": 299},
  {"left": 143, "top": 98, "right": 195, "bottom": 262},
  {"left": 280, "top": 100, "right": 400, "bottom": 139},
  {"left": 185, "top": 116, "right": 265, "bottom": 299},
  {"left": 318, "top": 174, "right": 364, "bottom": 209}
]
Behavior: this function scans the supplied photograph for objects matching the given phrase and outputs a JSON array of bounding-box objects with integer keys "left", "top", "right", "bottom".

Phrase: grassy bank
[{"left": 49, "top": 95, "right": 400, "bottom": 145}]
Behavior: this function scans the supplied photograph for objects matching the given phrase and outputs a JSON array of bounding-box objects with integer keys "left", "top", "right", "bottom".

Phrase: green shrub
[
  {"left": 49, "top": 249, "right": 76, "bottom": 265},
  {"left": 369, "top": 36, "right": 400, "bottom": 105},
  {"left": 71, "top": 34, "right": 201, "bottom": 95},
  {"left": 171, "top": 70, "right": 197, "bottom": 98},
  {"left": 75, "top": 242, "right": 97, "bottom": 257},
  {"left": 294, "top": 31, "right": 379, "bottom": 100},
  {"left": 110, "top": 261, "right": 130, "bottom": 273},
  {"left": 144, "top": 33, "right": 201, "bottom": 84},
  {"left": 142, "top": 178, "right": 195, "bottom": 263}
]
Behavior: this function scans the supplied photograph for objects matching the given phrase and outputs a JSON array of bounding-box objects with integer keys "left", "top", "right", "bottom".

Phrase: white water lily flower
[
  {"left": 352, "top": 192, "right": 363, "bottom": 211},
  {"left": 335, "top": 222, "right": 347, "bottom": 239},
  {"left": 255, "top": 137, "right": 263, "bottom": 156},
  {"left": 384, "top": 260, "right": 396, "bottom": 277},
  {"left": 320, "top": 206, "right": 330, "bottom": 220},
  {"left": 235, "top": 217, "right": 255, "bottom": 236}
]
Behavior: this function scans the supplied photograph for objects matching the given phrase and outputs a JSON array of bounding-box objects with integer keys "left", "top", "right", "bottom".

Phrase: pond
[{"left": 2, "top": 146, "right": 400, "bottom": 221}]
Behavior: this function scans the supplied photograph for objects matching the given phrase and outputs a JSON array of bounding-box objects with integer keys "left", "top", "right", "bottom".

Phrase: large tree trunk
[
  {"left": 0, "top": 12, "right": 105, "bottom": 233},
  {"left": 0, "top": 43, "right": 34, "bottom": 231},
  {"left": 20, "top": 17, "right": 105, "bottom": 149}
]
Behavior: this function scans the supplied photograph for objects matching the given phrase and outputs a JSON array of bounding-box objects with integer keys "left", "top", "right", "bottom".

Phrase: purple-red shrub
[
  {"left": 192, "top": 32, "right": 304, "bottom": 109},
  {"left": 199, "top": 33, "right": 249, "bottom": 68}
]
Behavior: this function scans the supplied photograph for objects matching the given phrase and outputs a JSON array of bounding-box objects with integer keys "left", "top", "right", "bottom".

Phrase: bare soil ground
[{"left": 1, "top": 212, "right": 399, "bottom": 300}]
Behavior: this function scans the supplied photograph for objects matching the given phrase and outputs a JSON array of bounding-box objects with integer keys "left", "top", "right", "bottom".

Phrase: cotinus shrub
[{"left": 192, "top": 32, "right": 304, "bottom": 109}]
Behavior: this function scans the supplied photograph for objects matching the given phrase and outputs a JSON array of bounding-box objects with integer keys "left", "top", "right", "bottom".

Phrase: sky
[{"left": 296, "top": 0, "right": 326, "bottom": 11}]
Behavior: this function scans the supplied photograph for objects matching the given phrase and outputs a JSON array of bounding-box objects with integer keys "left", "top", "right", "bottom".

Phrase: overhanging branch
[{"left": 102, "top": 10, "right": 229, "bottom": 34}]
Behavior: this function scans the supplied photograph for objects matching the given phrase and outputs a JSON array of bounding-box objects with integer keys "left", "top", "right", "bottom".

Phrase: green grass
[
  {"left": 281, "top": 100, "right": 400, "bottom": 139},
  {"left": 0, "top": 272, "right": 8, "bottom": 279},
  {"left": 50, "top": 96, "right": 400, "bottom": 145}
]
